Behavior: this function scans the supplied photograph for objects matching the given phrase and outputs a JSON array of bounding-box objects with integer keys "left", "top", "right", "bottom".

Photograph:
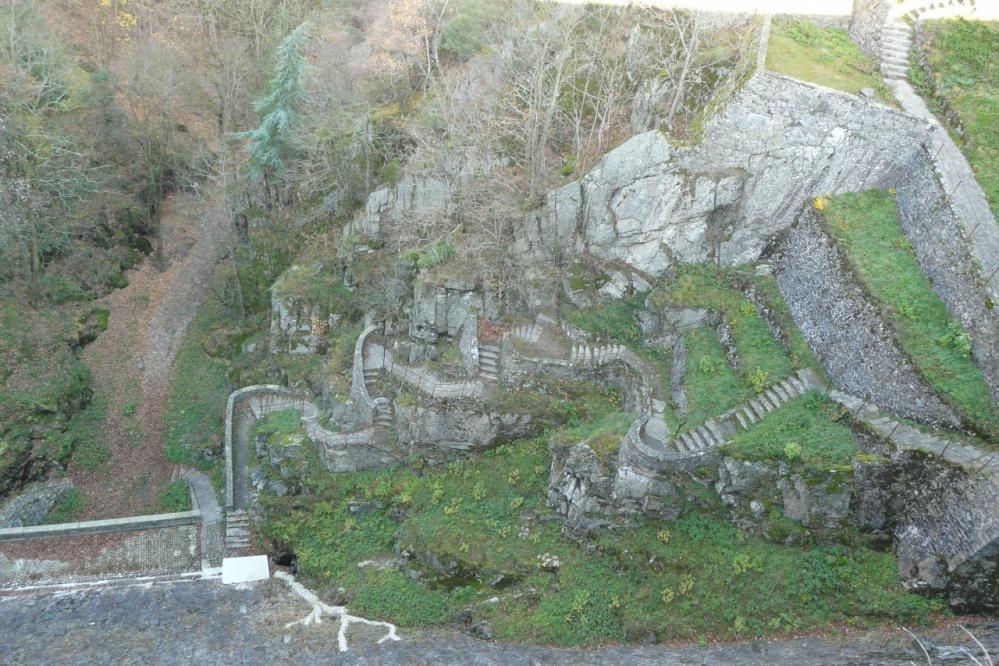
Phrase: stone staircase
[
  {"left": 373, "top": 396, "right": 395, "bottom": 428},
  {"left": 510, "top": 323, "right": 540, "bottom": 343},
  {"left": 479, "top": 343, "right": 500, "bottom": 381},
  {"left": 569, "top": 343, "right": 626, "bottom": 367},
  {"left": 639, "top": 368, "right": 824, "bottom": 457},
  {"left": 880, "top": 19, "right": 913, "bottom": 81},
  {"left": 225, "top": 510, "right": 251, "bottom": 550}
]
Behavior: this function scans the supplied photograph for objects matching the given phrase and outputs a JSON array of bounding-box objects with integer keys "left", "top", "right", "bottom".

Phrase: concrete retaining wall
[{"left": 0, "top": 510, "right": 202, "bottom": 543}]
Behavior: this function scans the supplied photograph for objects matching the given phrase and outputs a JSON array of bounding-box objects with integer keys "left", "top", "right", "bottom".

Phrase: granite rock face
[
  {"left": 356, "top": 176, "right": 450, "bottom": 239},
  {"left": 0, "top": 478, "right": 74, "bottom": 528},
  {"left": 393, "top": 403, "right": 534, "bottom": 456},
  {"left": 547, "top": 443, "right": 617, "bottom": 530},
  {"left": 521, "top": 72, "right": 929, "bottom": 283}
]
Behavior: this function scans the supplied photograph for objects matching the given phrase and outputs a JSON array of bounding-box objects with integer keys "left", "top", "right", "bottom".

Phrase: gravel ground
[{"left": 0, "top": 577, "right": 996, "bottom": 665}]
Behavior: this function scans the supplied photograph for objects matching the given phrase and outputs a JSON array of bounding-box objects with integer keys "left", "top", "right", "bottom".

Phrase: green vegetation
[
  {"left": 265, "top": 422, "right": 939, "bottom": 646},
  {"left": 766, "top": 18, "right": 892, "bottom": 102},
  {"left": 255, "top": 409, "right": 304, "bottom": 446},
  {"left": 822, "top": 190, "right": 997, "bottom": 439},
  {"left": 163, "top": 296, "right": 231, "bottom": 467},
  {"left": 916, "top": 19, "right": 999, "bottom": 220},
  {"left": 45, "top": 488, "right": 84, "bottom": 523},
  {"left": 157, "top": 479, "right": 192, "bottom": 512},
  {"left": 652, "top": 264, "right": 796, "bottom": 388},
  {"left": 491, "top": 376, "right": 621, "bottom": 430},
  {"left": 726, "top": 393, "right": 858, "bottom": 468},
  {"left": 682, "top": 328, "right": 748, "bottom": 432},
  {"left": 549, "top": 410, "right": 634, "bottom": 462}
]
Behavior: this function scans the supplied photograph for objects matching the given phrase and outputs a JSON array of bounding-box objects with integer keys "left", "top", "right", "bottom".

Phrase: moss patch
[{"left": 681, "top": 327, "right": 748, "bottom": 432}]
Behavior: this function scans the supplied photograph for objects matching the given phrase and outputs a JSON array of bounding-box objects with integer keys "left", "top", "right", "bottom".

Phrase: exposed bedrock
[
  {"left": 775, "top": 211, "right": 959, "bottom": 427},
  {"left": 393, "top": 403, "right": 534, "bottom": 459},
  {"left": 519, "top": 72, "right": 929, "bottom": 281}
]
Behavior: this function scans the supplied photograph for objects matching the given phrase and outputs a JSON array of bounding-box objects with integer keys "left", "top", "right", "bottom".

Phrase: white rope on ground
[{"left": 274, "top": 570, "right": 400, "bottom": 652}]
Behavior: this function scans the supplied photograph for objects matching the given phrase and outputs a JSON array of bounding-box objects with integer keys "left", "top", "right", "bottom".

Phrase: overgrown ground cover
[
  {"left": 163, "top": 295, "right": 232, "bottom": 468},
  {"left": 915, "top": 19, "right": 999, "bottom": 220},
  {"left": 263, "top": 419, "right": 939, "bottom": 646},
  {"left": 681, "top": 327, "right": 748, "bottom": 432},
  {"left": 766, "top": 18, "right": 893, "bottom": 102},
  {"left": 726, "top": 392, "right": 858, "bottom": 468},
  {"left": 821, "top": 190, "right": 998, "bottom": 440}
]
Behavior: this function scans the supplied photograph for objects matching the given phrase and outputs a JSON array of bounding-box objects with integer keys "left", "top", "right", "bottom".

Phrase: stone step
[
  {"left": 771, "top": 384, "right": 790, "bottom": 402},
  {"left": 678, "top": 433, "right": 696, "bottom": 453},
  {"left": 881, "top": 63, "right": 908, "bottom": 75},
  {"left": 757, "top": 393, "right": 776, "bottom": 411},
  {"left": 689, "top": 428, "right": 708, "bottom": 450},
  {"left": 734, "top": 409, "right": 750, "bottom": 430},
  {"left": 749, "top": 398, "right": 768, "bottom": 418},
  {"left": 705, "top": 420, "right": 724, "bottom": 443},
  {"left": 741, "top": 406, "right": 759, "bottom": 424},
  {"left": 883, "top": 54, "right": 909, "bottom": 66}
]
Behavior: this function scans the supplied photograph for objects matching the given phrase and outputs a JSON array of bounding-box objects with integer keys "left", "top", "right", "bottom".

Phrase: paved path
[{"left": 1, "top": 576, "right": 996, "bottom": 665}]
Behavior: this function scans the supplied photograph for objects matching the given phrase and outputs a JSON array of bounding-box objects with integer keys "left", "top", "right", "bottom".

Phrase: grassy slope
[
  {"left": 163, "top": 295, "right": 231, "bottom": 467},
  {"left": 263, "top": 422, "right": 938, "bottom": 646},
  {"left": 916, "top": 19, "right": 999, "bottom": 221},
  {"left": 767, "top": 18, "right": 893, "bottom": 103},
  {"left": 726, "top": 393, "right": 858, "bottom": 468},
  {"left": 681, "top": 327, "right": 748, "bottom": 432},
  {"left": 823, "top": 190, "right": 997, "bottom": 439}
]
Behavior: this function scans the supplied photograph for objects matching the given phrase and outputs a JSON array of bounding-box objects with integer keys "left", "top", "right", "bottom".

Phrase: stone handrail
[
  {"left": 379, "top": 347, "right": 484, "bottom": 400},
  {"left": 225, "top": 384, "right": 302, "bottom": 509},
  {"left": 0, "top": 510, "right": 202, "bottom": 543},
  {"left": 352, "top": 325, "right": 380, "bottom": 426}
]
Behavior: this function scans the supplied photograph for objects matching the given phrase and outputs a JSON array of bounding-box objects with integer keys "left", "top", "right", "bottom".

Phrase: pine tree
[{"left": 237, "top": 22, "right": 311, "bottom": 180}]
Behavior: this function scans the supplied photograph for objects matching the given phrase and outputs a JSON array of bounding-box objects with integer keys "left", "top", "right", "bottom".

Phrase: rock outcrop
[
  {"left": 520, "top": 72, "right": 929, "bottom": 282},
  {"left": 0, "top": 479, "right": 74, "bottom": 528}
]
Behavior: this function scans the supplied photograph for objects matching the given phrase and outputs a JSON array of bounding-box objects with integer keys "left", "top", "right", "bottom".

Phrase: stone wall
[
  {"left": 849, "top": 0, "right": 892, "bottom": 59},
  {"left": 775, "top": 211, "right": 959, "bottom": 427},
  {"left": 458, "top": 313, "right": 479, "bottom": 378},
  {"left": 351, "top": 325, "right": 379, "bottom": 427}
]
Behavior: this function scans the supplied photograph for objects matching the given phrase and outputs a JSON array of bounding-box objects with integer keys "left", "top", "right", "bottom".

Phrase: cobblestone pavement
[
  {"left": 0, "top": 525, "right": 201, "bottom": 589},
  {"left": 0, "top": 576, "right": 996, "bottom": 665}
]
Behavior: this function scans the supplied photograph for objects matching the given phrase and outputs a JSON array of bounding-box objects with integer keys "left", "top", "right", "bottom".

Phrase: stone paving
[
  {"left": 0, "top": 525, "right": 202, "bottom": 589},
  {"left": 0, "top": 576, "right": 996, "bottom": 665}
]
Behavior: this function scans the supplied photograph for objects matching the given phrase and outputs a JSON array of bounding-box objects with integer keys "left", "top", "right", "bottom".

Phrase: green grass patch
[
  {"left": 157, "top": 479, "right": 192, "bottom": 512},
  {"left": 262, "top": 417, "right": 937, "bottom": 646},
  {"left": 917, "top": 19, "right": 999, "bottom": 221},
  {"left": 682, "top": 327, "right": 749, "bottom": 432},
  {"left": 651, "top": 264, "right": 796, "bottom": 389},
  {"left": 823, "top": 190, "right": 998, "bottom": 439},
  {"left": 164, "top": 295, "right": 231, "bottom": 467},
  {"left": 725, "top": 392, "right": 858, "bottom": 468},
  {"left": 63, "top": 394, "right": 111, "bottom": 471},
  {"left": 766, "top": 18, "right": 892, "bottom": 102},
  {"left": 45, "top": 488, "right": 84, "bottom": 524}
]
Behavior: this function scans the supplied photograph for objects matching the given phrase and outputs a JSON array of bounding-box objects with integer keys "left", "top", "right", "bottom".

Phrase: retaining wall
[{"left": 0, "top": 510, "right": 202, "bottom": 543}]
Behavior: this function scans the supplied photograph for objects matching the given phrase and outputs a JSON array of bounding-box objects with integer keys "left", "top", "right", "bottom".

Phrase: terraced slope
[{"left": 821, "top": 190, "right": 998, "bottom": 440}]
